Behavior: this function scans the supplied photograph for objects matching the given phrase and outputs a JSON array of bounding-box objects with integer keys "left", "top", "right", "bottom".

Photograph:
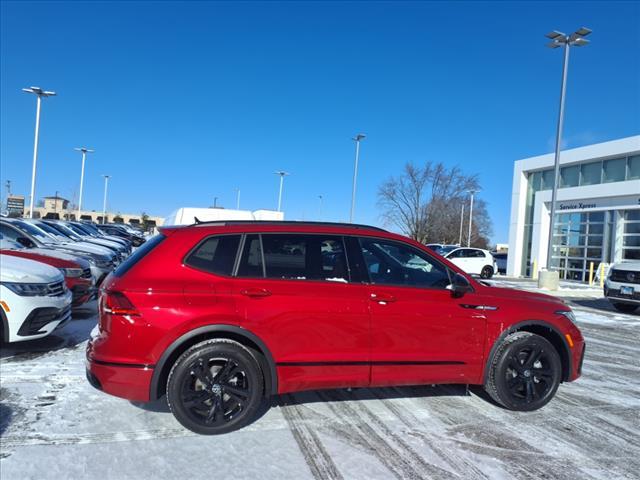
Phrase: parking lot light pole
[
  {"left": 545, "top": 27, "right": 591, "bottom": 271},
  {"left": 274, "top": 171, "right": 290, "bottom": 212},
  {"left": 74, "top": 147, "right": 94, "bottom": 220},
  {"left": 458, "top": 203, "right": 465, "bottom": 245},
  {"left": 467, "top": 190, "right": 477, "bottom": 247},
  {"left": 350, "top": 134, "right": 366, "bottom": 223},
  {"left": 22, "top": 87, "right": 56, "bottom": 218},
  {"left": 102, "top": 175, "right": 111, "bottom": 224},
  {"left": 318, "top": 194, "right": 323, "bottom": 220},
  {"left": 235, "top": 188, "right": 241, "bottom": 210}
]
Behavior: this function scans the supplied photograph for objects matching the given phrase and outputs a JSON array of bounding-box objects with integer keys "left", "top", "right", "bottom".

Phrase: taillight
[{"left": 103, "top": 291, "right": 140, "bottom": 316}]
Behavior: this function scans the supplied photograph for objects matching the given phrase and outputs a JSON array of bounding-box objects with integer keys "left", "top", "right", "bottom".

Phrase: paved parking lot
[{"left": 1, "top": 294, "right": 639, "bottom": 480}]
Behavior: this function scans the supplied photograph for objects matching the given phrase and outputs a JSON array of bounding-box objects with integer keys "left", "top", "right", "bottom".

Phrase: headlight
[
  {"left": 556, "top": 309, "right": 577, "bottom": 323},
  {"left": 1, "top": 282, "right": 50, "bottom": 296},
  {"left": 59, "top": 268, "right": 83, "bottom": 278}
]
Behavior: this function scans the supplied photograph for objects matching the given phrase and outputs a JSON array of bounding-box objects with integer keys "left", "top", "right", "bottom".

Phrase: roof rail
[{"left": 185, "top": 220, "right": 388, "bottom": 232}]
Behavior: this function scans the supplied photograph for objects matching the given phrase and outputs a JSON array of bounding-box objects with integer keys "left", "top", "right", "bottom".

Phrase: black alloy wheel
[
  {"left": 485, "top": 332, "right": 561, "bottom": 411},
  {"left": 480, "top": 266, "right": 494, "bottom": 279},
  {"left": 167, "top": 339, "right": 264, "bottom": 434}
]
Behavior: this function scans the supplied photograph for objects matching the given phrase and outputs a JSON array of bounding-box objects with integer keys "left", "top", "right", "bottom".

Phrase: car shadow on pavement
[{"left": 567, "top": 297, "right": 638, "bottom": 315}]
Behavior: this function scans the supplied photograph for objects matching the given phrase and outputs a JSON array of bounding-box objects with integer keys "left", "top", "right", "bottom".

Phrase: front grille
[
  {"left": 82, "top": 268, "right": 92, "bottom": 279},
  {"left": 610, "top": 269, "right": 640, "bottom": 285},
  {"left": 47, "top": 281, "right": 66, "bottom": 297}
]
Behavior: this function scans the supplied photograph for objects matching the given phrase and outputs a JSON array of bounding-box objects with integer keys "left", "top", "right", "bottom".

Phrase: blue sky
[{"left": 1, "top": 1, "right": 639, "bottom": 242}]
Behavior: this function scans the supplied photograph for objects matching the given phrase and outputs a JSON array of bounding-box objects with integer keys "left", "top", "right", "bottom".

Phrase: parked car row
[{"left": 0, "top": 219, "right": 142, "bottom": 343}]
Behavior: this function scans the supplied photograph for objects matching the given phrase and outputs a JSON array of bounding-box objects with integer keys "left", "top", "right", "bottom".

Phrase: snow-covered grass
[{"left": 1, "top": 298, "right": 639, "bottom": 480}]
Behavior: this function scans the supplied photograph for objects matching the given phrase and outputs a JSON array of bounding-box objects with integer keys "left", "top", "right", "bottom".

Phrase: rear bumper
[{"left": 86, "top": 339, "right": 154, "bottom": 402}]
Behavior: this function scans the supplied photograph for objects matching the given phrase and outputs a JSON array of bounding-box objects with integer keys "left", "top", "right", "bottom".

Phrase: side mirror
[
  {"left": 16, "top": 236, "right": 35, "bottom": 248},
  {"left": 451, "top": 273, "right": 473, "bottom": 298}
]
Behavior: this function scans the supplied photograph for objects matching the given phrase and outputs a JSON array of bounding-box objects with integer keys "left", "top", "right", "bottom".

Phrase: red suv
[{"left": 86, "top": 221, "right": 585, "bottom": 434}]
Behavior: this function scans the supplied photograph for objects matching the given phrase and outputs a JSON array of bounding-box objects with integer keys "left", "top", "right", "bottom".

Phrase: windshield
[
  {"left": 77, "top": 223, "right": 100, "bottom": 235},
  {"left": 49, "top": 222, "right": 83, "bottom": 240},
  {"left": 12, "top": 221, "right": 57, "bottom": 244},
  {"left": 34, "top": 221, "right": 71, "bottom": 240},
  {"left": 437, "top": 245, "right": 458, "bottom": 256},
  {"left": 66, "top": 223, "right": 91, "bottom": 237}
]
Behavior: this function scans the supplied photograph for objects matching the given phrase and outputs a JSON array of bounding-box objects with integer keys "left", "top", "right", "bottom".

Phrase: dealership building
[{"left": 507, "top": 135, "right": 640, "bottom": 281}]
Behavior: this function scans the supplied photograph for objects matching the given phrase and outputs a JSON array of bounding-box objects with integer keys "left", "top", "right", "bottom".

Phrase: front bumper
[{"left": 604, "top": 279, "right": 640, "bottom": 305}]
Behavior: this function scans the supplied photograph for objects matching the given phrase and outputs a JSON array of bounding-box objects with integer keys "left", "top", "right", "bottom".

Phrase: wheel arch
[
  {"left": 149, "top": 325, "right": 277, "bottom": 401},
  {"left": 483, "top": 320, "right": 572, "bottom": 383},
  {"left": 0, "top": 308, "right": 7, "bottom": 343}
]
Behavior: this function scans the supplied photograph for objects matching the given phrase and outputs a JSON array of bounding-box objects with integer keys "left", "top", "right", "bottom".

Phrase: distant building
[{"left": 22, "top": 195, "right": 164, "bottom": 229}]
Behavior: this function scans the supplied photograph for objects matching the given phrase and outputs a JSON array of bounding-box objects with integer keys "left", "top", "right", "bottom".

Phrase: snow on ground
[{"left": 1, "top": 291, "right": 639, "bottom": 480}]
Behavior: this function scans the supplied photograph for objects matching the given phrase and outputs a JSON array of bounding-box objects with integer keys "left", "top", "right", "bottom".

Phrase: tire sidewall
[
  {"left": 492, "top": 334, "right": 562, "bottom": 411},
  {"left": 167, "top": 340, "right": 263, "bottom": 435}
]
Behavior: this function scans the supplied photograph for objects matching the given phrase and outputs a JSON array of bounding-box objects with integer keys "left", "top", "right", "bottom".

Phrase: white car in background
[
  {"left": 0, "top": 254, "right": 72, "bottom": 343},
  {"left": 442, "top": 247, "right": 497, "bottom": 279},
  {"left": 604, "top": 261, "right": 640, "bottom": 314}
]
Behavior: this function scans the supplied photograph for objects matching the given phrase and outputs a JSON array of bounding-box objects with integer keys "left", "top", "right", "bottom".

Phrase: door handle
[
  {"left": 370, "top": 293, "right": 396, "bottom": 304},
  {"left": 240, "top": 288, "right": 272, "bottom": 298}
]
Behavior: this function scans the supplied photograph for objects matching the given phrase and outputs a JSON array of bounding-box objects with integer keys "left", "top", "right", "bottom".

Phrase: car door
[
  {"left": 467, "top": 249, "right": 485, "bottom": 275},
  {"left": 356, "top": 237, "right": 486, "bottom": 386},
  {"left": 445, "top": 248, "right": 468, "bottom": 272},
  {"left": 234, "top": 233, "right": 371, "bottom": 394}
]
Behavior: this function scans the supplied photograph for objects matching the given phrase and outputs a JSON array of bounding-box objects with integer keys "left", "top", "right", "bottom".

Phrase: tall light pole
[
  {"left": 74, "top": 147, "right": 94, "bottom": 220},
  {"left": 101, "top": 175, "right": 111, "bottom": 224},
  {"left": 318, "top": 194, "right": 323, "bottom": 220},
  {"left": 350, "top": 133, "right": 366, "bottom": 223},
  {"left": 22, "top": 87, "right": 56, "bottom": 218},
  {"left": 274, "top": 171, "right": 290, "bottom": 212},
  {"left": 545, "top": 27, "right": 591, "bottom": 270},
  {"left": 467, "top": 190, "right": 476, "bottom": 247},
  {"left": 458, "top": 203, "right": 465, "bottom": 245},
  {"left": 235, "top": 188, "right": 241, "bottom": 210}
]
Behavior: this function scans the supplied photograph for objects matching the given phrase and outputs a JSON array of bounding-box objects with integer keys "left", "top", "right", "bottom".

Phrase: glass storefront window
[
  {"left": 625, "top": 210, "right": 640, "bottom": 221},
  {"left": 580, "top": 161, "right": 602, "bottom": 185},
  {"left": 589, "top": 211, "right": 604, "bottom": 222},
  {"left": 541, "top": 169, "right": 554, "bottom": 190},
  {"left": 589, "top": 224, "right": 604, "bottom": 235},
  {"left": 625, "top": 222, "right": 640, "bottom": 234},
  {"left": 623, "top": 236, "right": 640, "bottom": 247},
  {"left": 603, "top": 157, "right": 626, "bottom": 183},
  {"left": 587, "top": 235, "right": 603, "bottom": 246},
  {"left": 623, "top": 248, "right": 640, "bottom": 260},
  {"left": 629, "top": 155, "right": 640, "bottom": 180},
  {"left": 586, "top": 248, "right": 602, "bottom": 259},
  {"left": 560, "top": 165, "right": 579, "bottom": 187}
]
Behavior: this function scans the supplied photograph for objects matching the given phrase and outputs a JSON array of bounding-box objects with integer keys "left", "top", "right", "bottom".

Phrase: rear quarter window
[{"left": 184, "top": 235, "right": 241, "bottom": 276}]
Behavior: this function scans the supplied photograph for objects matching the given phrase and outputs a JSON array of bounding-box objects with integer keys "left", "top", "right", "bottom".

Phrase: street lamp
[
  {"left": 102, "top": 175, "right": 111, "bottom": 224},
  {"left": 235, "top": 188, "right": 241, "bottom": 210},
  {"left": 274, "top": 171, "right": 290, "bottom": 212},
  {"left": 318, "top": 194, "right": 323, "bottom": 220},
  {"left": 458, "top": 202, "right": 465, "bottom": 246},
  {"left": 74, "top": 147, "right": 94, "bottom": 220},
  {"left": 350, "top": 133, "right": 366, "bottom": 223},
  {"left": 545, "top": 27, "right": 591, "bottom": 271},
  {"left": 22, "top": 86, "right": 56, "bottom": 218},
  {"left": 467, "top": 190, "right": 478, "bottom": 247}
]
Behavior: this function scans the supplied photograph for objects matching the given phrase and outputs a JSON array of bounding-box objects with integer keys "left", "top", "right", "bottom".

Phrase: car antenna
[{"left": 194, "top": 216, "right": 201, "bottom": 224}]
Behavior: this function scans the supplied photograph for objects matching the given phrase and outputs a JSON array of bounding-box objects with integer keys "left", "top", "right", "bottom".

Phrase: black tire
[
  {"left": 167, "top": 339, "right": 264, "bottom": 434},
  {"left": 485, "top": 332, "right": 562, "bottom": 411},
  {"left": 612, "top": 303, "right": 638, "bottom": 314},
  {"left": 480, "top": 266, "right": 494, "bottom": 279}
]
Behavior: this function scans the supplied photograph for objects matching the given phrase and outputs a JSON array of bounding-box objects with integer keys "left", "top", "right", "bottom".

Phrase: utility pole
[
  {"left": 23, "top": 87, "right": 56, "bottom": 218},
  {"left": 235, "top": 188, "right": 241, "bottom": 210},
  {"left": 102, "top": 175, "right": 111, "bottom": 224}
]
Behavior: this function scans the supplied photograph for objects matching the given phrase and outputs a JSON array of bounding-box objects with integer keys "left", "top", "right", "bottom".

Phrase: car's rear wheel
[
  {"left": 167, "top": 339, "right": 264, "bottom": 434},
  {"left": 480, "top": 266, "right": 494, "bottom": 279},
  {"left": 612, "top": 302, "right": 638, "bottom": 313},
  {"left": 485, "top": 332, "right": 561, "bottom": 411}
]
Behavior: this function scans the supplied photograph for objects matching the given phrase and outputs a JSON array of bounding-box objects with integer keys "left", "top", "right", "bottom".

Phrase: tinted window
[
  {"left": 0, "top": 224, "right": 21, "bottom": 242},
  {"left": 12, "top": 221, "right": 54, "bottom": 243},
  {"left": 237, "top": 234, "right": 264, "bottom": 277},
  {"left": 447, "top": 249, "right": 464, "bottom": 258},
  {"left": 185, "top": 235, "right": 241, "bottom": 276},
  {"left": 359, "top": 238, "right": 450, "bottom": 288},
  {"left": 469, "top": 249, "right": 485, "bottom": 258},
  {"left": 260, "top": 234, "right": 349, "bottom": 282},
  {"left": 113, "top": 234, "right": 165, "bottom": 277}
]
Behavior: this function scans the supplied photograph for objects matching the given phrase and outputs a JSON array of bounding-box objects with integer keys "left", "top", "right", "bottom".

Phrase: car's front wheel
[
  {"left": 167, "top": 339, "right": 264, "bottom": 434},
  {"left": 485, "top": 332, "right": 562, "bottom": 411},
  {"left": 612, "top": 302, "right": 638, "bottom": 314},
  {"left": 480, "top": 266, "right": 494, "bottom": 279}
]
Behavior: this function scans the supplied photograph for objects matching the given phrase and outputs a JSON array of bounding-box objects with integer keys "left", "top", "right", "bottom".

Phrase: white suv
[
  {"left": 443, "top": 247, "right": 497, "bottom": 278},
  {"left": 604, "top": 261, "right": 640, "bottom": 314},
  {"left": 0, "top": 254, "right": 72, "bottom": 343}
]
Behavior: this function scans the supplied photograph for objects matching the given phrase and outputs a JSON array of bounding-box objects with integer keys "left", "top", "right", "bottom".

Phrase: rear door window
[{"left": 185, "top": 235, "right": 241, "bottom": 276}]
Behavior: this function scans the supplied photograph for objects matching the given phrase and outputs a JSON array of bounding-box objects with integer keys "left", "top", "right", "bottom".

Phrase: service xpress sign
[{"left": 557, "top": 195, "right": 640, "bottom": 211}]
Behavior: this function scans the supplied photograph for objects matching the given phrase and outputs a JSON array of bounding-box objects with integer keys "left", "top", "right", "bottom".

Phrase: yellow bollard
[
  {"left": 600, "top": 263, "right": 605, "bottom": 288},
  {"left": 589, "top": 262, "right": 594, "bottom": 286},
  {"left": 532, "top": 259, "right": 538, "bottom": 280}
]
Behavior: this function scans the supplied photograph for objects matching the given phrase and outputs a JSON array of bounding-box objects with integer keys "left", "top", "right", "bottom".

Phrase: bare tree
[{"left": 378, "top": 161, "right": 493, "bottom": 247}]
